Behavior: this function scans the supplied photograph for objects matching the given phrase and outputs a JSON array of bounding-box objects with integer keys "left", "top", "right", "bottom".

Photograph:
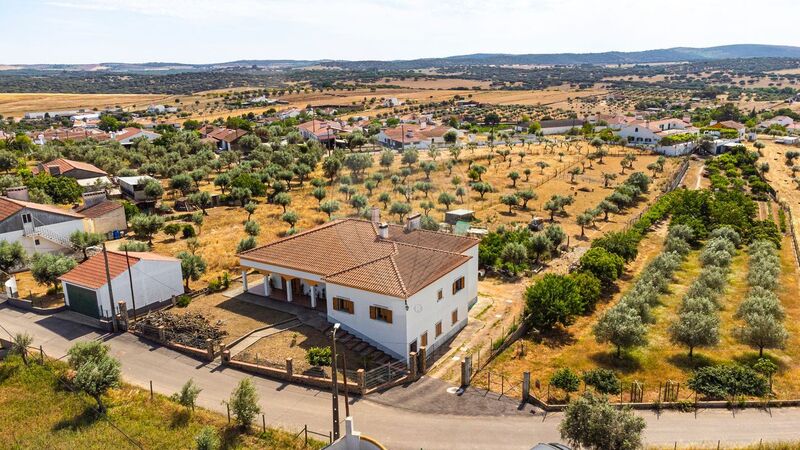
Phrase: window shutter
[
  {"left": 452, "top": 282, "right": 456, "bottom": 295},
  {"left": 386, "top": 309, "right": 393, "bottom": 324},
  {"left": 369, "top": 306, "right": 376, "bottom": 319}
]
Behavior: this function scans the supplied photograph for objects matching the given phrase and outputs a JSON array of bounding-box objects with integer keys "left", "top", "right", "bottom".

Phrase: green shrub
[
  {"left": 582, "top": 368, "right": 621, "bottom": 395},
  {"left": 175, "top": 295, "right": 192, "bottom": 307},
  {"left": 550, "top": 367, "right": 580, "bottom": 396},
  {"left": 306, "top": 346, "right": 332, "bottom": 367},
  {"left": 182, "top": 224, "right": 197, "bottom": 239},
  {"left": 687, "top": 365, "right": 768, "bottom": 399}
]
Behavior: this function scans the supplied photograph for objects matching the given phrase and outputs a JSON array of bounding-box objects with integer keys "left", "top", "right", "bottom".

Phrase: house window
[
  {"left": 369, "top": 305, "right": 393, "bottom": 324},
  {"left": 452, "top": 309, "right": 458, "bottom": 325},
  {"left": 452, "top": 277, "right": 465, "bottom": 294},
  {"left": 22, "top": 213, "right": 32, "bottom": 224},
  {"left": 421, "top": 332, "right": 428, "bottom": 347},
  {"left": 333, "top": 297, "right": 354, "bottom": 315},
  {"left": 34, "top": 239, "right": 40, "bottom": 246},
  {"left": 437, "top": 289, "right": 443, "bottom": 302},
  {"left": 435, "top": 321, "right": 442, "bottom": 337}
]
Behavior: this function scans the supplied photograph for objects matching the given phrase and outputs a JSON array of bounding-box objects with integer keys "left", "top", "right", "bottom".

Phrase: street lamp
[{"left": 331, "top": 323, "right": 341, "bottom": 440}]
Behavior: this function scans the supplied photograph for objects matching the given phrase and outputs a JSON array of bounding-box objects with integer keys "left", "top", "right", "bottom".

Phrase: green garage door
[{"left": 66, "top": 284, "right": 100, "bottom": 319}]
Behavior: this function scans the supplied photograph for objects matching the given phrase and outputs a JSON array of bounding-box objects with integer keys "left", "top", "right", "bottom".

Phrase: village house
[
  {"left": 74, "top": 191, "right": 127, "bottom": 239},
  {"left": 297, "top": 120, "right": 358, "bottom": 147},
  {"left": 377, "top": 124, "right": 459, "bottom": 150},
  {"left": 706, "top": 120, "right": 747, "bottom": 139},
  {"left": 539, "top": 119, "right": 585, "bottom": 135},
  {"left": 32, "top": 128, "right": 111, "bottom": 145},
  {"left": 238, "top": 215, "right": 479, "bottom": 360},
  {"left": 758, "top": 115, "right": 795, "bottom": 129},
  {"left": 112, "top": 127, "right": 162, "bottom": 146},
  {"left": 60, "top": 250, "right": 183, "bottom": 319},
  {"left": 117, "top": 175, "right": 160, "bottom": 203},
  {"left": 198, "top": 127, "right": 248, "bottom": 151},
  {"left": 0, "top": 189, "right": 86, "bottom": 254},
  {"left": 278, "top": 108, "right": 302, "bottom": 120},
  {"left": 382, "top": 97, "right": 402, "bottom": 107},
  {"left": 33, "top": 158, "right": 113, "bottom": 191}
]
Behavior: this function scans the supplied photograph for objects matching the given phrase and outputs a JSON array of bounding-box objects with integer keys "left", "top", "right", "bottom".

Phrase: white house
[
  {"left": 117, "top": 175, "right": 160, "bottom": 202},
  {"left": 60, "top": 250, "right": 184, "bottom": 319},
  {"left": 112, "top": 127, "right": 161, "bottom": 146},
  {"left": 759, "top": 116, "right": 794, "bottom": 129},
  {"left": 377, "top": 125, "right": 460, "bottom": 150},
  {"left": 0, "top": 193, "right": 86, "bottom": 254},
  {"left": 238, "top": 216, "right": 479, "bottom": 360}
]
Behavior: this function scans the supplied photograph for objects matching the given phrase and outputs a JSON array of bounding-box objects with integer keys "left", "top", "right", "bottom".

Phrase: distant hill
[{"left": 3, "top": 44, "right": 800, "bottom": 73}]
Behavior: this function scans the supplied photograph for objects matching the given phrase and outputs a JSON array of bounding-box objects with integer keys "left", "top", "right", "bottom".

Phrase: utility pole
[
  {"left": 331, "top": 323, "right": 341, "bottom": 440},
  {"left": 124, "top": 248, "right": 138, "bottom": 321},
  {"left": 341, "top": 353, "right": 350, "bottom": 417},
  {"left": 102, "top": 243, "right": 117, "bottom": 332}
]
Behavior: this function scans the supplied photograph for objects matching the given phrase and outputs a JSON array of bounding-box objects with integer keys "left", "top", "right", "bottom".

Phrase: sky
[{"left": 3, "top": 0, "right": 800, "bottom": 64}]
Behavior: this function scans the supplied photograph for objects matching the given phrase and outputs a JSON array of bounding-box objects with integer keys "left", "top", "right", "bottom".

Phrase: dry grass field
[
  {"left": 0, "top": 93, "right": 170, "bottom": 118},
  {"left": 145, "top": 143, "right": 676, "bottom": 285},
  {"left": 367, "top": 77, "right": 493, "bottom": 89}
]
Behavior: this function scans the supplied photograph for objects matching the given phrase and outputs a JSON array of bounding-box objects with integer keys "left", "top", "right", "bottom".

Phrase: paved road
[{"left": 3, "top": 305, "right": 800, "bottom": 449}]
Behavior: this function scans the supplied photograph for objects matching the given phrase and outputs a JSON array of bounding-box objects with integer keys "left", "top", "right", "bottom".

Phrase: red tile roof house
[
  {"left": 31, "top": 127, "right": 111, "bottom": 145},
  {"left": 60, "top": 250, "right": 183, "bottom": 320},
  {"left": 238, "top": 214, "right": 479, "bottom": 361},
  {"left": 0, "top": 192, "right": 87, "bottom": 254},
  {"left": 111, "top": 127, "right": 162, "bottom": 146},
  {"left": 33, "top": 158, "right": 113, "bottom": 191},
  {"left": 376, "top": 124, "right": 460, "bottom": 150},
  {"left": 74, "top": 191, "right": 127, "bottom": 238},
  {"left": 200, "top": 127, "right": 248, "bottom": 151},
  {"left": 296, "top": 120, "right": 356, "bottom": 147}
]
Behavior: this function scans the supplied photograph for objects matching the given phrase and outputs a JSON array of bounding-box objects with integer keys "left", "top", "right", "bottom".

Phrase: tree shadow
[
  {"left": 733, "top": 352, "right": 788, "bottom": 372},
  {"left": 589, "top": 351, "right": 642, "bottom": 374},
  {"left": 536, "top": 327, "right": 577, "bottom": 349},
  {"left": 52, "top": 405, "right": 99, "bottom": 432},
  {"left": 667, "top": 353, "right": 716, "bottom": 372},
  {"left": 170, "top": 409, "right": 191, "bottom": 429},
  {"left": 219, "top": 426, "right": 245, "bottom": 449}
]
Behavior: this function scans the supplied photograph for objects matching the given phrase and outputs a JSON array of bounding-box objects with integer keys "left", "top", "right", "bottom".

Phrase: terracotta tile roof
[
  {"left": 716, "top": 120, "right": 746, "bottom": 130},
  {"left": 75, "top": 200, "right": 123, "bottom": 218},
  {"left": 239, "top": 219, "right": 476, "bottom": 298},
  {"left": 33, "top": 158, "right": 107, "bottom": 177},
  {"left": 207, "top": 127, "right": 248, "bottom": 143},
  {"left": 59, "top": 251, "right": 140, "bottom": 289},
  {"left": 381, "top": 125, "right": 453, "bottom": 144},
  {"left": 33, "top": 128, "right": 110, "bottom": 143},
  {"left": 0, "top": 197, "right": 84, "bottom": 222}
]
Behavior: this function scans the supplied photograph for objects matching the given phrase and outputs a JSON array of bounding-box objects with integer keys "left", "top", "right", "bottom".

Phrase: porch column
[
  {"left": 242, "top": 270, "right": 248, "bottom": 292},
  {"left": 284, "top": 277, "right": 293, "bottom": 303},
  {"left": 309, "top": 284, "right": 317, "bottom": 309},
  {"left": 261, "top": 272, "right": 271, "bottom": 296}
]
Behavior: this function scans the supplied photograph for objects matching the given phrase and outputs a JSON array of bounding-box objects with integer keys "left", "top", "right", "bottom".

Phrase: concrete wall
[
  {"left": 87, "top": 208, "right": 127, "bottom": 235},
  {"left": 0, "top": 218, "right": 85, "bottom": 254}
]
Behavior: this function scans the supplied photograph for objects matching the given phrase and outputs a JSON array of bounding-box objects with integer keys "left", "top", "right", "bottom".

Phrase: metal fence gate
[{"left": 364, "top": 360, "right": 407, "bottom": 390}]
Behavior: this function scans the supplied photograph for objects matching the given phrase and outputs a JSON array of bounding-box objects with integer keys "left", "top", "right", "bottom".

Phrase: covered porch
[{"left": 241, "top": 269, "right": 327, "bottom": 314}]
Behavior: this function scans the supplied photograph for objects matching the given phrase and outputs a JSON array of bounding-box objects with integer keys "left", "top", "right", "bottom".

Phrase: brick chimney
[
  {"left": 5, "top": 186, "right": 29, "bottom": 202},
  {"left": 378, "top": 222, "right": 389, "bottom": 239},
  {"left": 370, "top": 206, "right": 381, "bottom": 223},
  {"left": 406, "top": 212, "right": 421, "bottom": 231}
]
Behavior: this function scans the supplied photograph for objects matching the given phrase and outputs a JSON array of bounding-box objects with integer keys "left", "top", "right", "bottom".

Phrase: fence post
[
  {"left": 39, "top": 345, "right": 44, "bottom": 364},
  {"left": 150, "top": 380, "right": 154, "bottom": 400},
  {"left": 522, "top": 372, "right": 530, "bottom": 402},
  {"left": 227, "top": 403, "right": 231, "bottom": 424},
  {"left": 262, "top": 414, "right": 266, "bottom": 433},
  {"left": 118, "top": 301, "right": 129, "bottom": 331},
  {"left": 157, "top": 325, "right": 166, "bottom": 342},
  {"left": 222, "top": 349, "right": 231, "bottom": 364},
  {"left": 356, "top": 369, "right": 365, "bottom": 393},
  {"left": 286, "top": 357, "right": 293, "bottom": 378},
  {"left": 418, "top": 346, "right": 427, "bottom": 374},
  {"left": 408, "top": 352, "right": 418, "bottom": 379},
  {"left": 461, "top": 356, "right": 472, "bottom": 387},
  {"left": 206, "top": 339, "right": 214, "bottom": 361},
  {"left": 304, "top": 425, "right": 308, "bottom": 445}
]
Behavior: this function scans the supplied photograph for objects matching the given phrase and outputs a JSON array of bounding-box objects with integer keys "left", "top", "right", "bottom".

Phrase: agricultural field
[
  {"left": 141, "top": 142, "right": 676, "bottom": 285},
  {"left": 0, "top": 93, "right": 170, "bottom": 118},
  {"left": 475, "top": 145, "right": 800, "bottom": 403}
]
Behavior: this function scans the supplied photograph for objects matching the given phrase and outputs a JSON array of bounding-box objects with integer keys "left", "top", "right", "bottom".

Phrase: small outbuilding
[
  {"left": 444, "top": 209, "right": 475, "bottom": 226},
  {"left": 60, "top": 250, "right": 183, "bottom": 319}
]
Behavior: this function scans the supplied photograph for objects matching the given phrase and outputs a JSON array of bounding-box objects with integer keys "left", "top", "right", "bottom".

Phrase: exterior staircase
[
  {"left": 323, "top": 324, "right": 396, "bottom": 366},
  {"left": 26, "top": 227, "right": 73, "bottom": 249}
]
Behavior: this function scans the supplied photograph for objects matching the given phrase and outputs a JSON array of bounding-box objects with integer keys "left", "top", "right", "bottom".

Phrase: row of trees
[{"left": 479, "top": 224, "right": 566, "bottom": 275}]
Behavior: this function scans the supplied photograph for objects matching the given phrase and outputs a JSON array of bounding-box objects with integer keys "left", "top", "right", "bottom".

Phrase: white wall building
[
  {"left": 0, "top": 194, "right": 86, "bottom": 254},
  {"left": 239, "top": 216, "right": 479, "bottom": 360},
  {"left": 60, "top": 251, "right": 184, "bottom": 319}
]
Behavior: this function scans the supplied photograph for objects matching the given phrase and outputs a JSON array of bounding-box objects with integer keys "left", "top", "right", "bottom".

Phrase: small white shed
[{"left": 60, "top": 250, "right": 183, "bottom": 319}]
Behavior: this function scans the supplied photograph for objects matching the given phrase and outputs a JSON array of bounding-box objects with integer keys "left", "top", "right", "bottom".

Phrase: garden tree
[
  {"left": 68, "top": 341, "right": 121, "bottom": 413},
  {"left": 186, "top": 237, "right": 201, "bottom": 255},
  {"left": 524, "top": 274, "right": 583, "bottom": 330},
  {"left": 172, "top": 378, "right": 202, "bottom": 412},
  {"left": 281, "top": 210, "right": 299, "bottom": 230},
  {"left": 414, "top": 181, "right": 434, "bottom": 198},
  {"left": 320, "top": 200, "right": 340, "bottom": 219},
  {"left": 602, "top": 172, "right": 617, "bottom": 188},
  {"left": 594, "top": 304, "right": 648, "bottom": 357},
  {"left": 619, "top": 154, "right": 636, "bottom": 174},
  {"left": 737, "top": 313, "right": 788, "bottom": 357},
  {"left": 497, "top": 148, "right": 511, "bottom": 163},
  {"left": 419, "top": 200, "right": 435, "bottom": 215},
  {"left": 350, "top": 194, "right": 368, "bottom": 211},
  {"left": 273, "top": 192, "right": 292, "bottom": 213},
  {"left": 535, "top": 160, "right": 550, "bottom": 174},
  {"left": 69, "top": 231, "right": 105, "bottom": 261},
  {"left": 190, "top": 168, "right": 209, "bottom": 188},
  {"left": 437, "top": 191, "right": 456, "bottom": 211},
  {"left": 191, "top": 212, "right": 204, "bottom": 235},
  {"left": 343, "top": 152, "right": 373, "bottom": 180},
  {"left": 346, "top": 131, "right": 367, "bottom": 150},
  {"left": 237, "top": 236, "right": 257, "bottom": 253},
  {"left": 399, "top": 167, "right": 412, "bottom": 183},
  {"left": 420, "top": 161, "right": 437, "bottom": 179},
  {"left": 543, "top": 198, "right": 561, "bottom": 221},
  {"left": 11, "top": 332, "right": 32, "bottom": 366},
  {"left": 145, "top": 179, "right": 165, "bottom": 201},
  {"left": 527, "top": 232, "right": 552, "bottom": 263},
  {"left": 322, "top": 156, "right": 342, "bottom": 183},
  {"left": 576, "top": 212, "right": 593, "bottom": 238},
  {"left": 364, "top": 179, "right": 377, "bottom": 195},
  {"left": 377, "top": 192, "right": 391, "bottom": 208},
  {"left": 177, "top": 251, "right": 207, "bottom": 289},
  {"left": 582, "top": 368, "right": 621, "bottom": 395},
  {"left": 754, "top": 357, "right": 778, "bottom": 390},
  {"left": 568, "top": 166, "right": 582, "bottom": 183},
  {"left": 339, "top": 184, "right": 357, "bottom": 201},
  {"left": 500, "top": 242, "right": 528, "bottom": 274},
  {"left": 455, "top": 186, "right": 467, "bottom": 203},
  {"left": 469, "top": 164, "right": 487, "bottom": 181},
  {"left": 550, "top": 368, "right": 580, "bottom": 400},
  {"left": 669, "top": 310, "right": 720, "bottom": 359},
  {"left": 579, "top": 247, "right": 625, "bottom": 288},
  {"left": 25, "top": 174, "right": 83, "bottom": 204},
  {"left": 463, "top": 178, "right": 492, "bottom": 199},
  {"left": 189, "top": 191, "right": 212, "bottom": 215},
  {"left": 228, "top": 378, "right": 261, "bottom": 430},
  {"left": 163, "top": 223, "right": 182, "bottom": 241},
  {"left": 646, "top": 162, "right": 661, "bottom": 177},
  {"left": 244, "top": 220, "right": 260, "bottom": 237},
  {"left": 213, "top": 172, "right": 231, "bottom": 194},
  {"left": 30, "top": 253, "right": 76, "bottom": 291},
  {"left": 0, "top": 150, "right": 17, "bottom": 173},
  {"left": 170, "top": 173, "right": 194, "bottom": 197},
  {"left": 119, "top": 240, "right": 149, "bottom": 252},
  {"left": 592, "top": 230, "right": 640, "bottom": 262},
  {"left": 517, "top": 189, "right": 537, "bottom": 209},
  {"left": 445, "top": 159, "right": 455, "bottom": 175},
  {"left": 428, "top": 146, "right": 441, "bottom": 161},
  {"left": 560, "top": 391, "right": 645, "bottom": 450},
  {"left": 244, "top": 202, "right": 257, "bottom": 221},
  {"left": 420, "top": 215, "right": 438, "bottom": 231},
  {"left": 401, "top": 148, "right": 419, "bottom": 168},
  {"left": 0, "top": 240, "right": 26, "bottom": 273},
  {"left": 379, "top": 150, "right": 395, "bottom": 169},
  {"left": 449, "top": 145, "right": 461, "bottom": 162},
  {"left": 389, "top": 202, "right": 412, "bottom": 222},
  {"left": 597, "top": 199, "right": 619, "bottom": 221},
  {"left": 500, "top": 194, "right": 519, "bottom": 214},
  {"left": 443, "top": 130, "right": 458, "bottom": 145},
  {"left": 507, "top": 171, "right": 520, "bottom": 187}
]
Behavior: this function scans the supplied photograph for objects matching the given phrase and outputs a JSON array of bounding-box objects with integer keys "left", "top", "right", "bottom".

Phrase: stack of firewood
[{"left": 134, "top": 311, "right": 227, "bottom": 348}]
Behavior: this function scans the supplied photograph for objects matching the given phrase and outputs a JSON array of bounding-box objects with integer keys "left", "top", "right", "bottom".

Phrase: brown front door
[{"left": 420, "top": 332, "right": 428, "bottom": 348}]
